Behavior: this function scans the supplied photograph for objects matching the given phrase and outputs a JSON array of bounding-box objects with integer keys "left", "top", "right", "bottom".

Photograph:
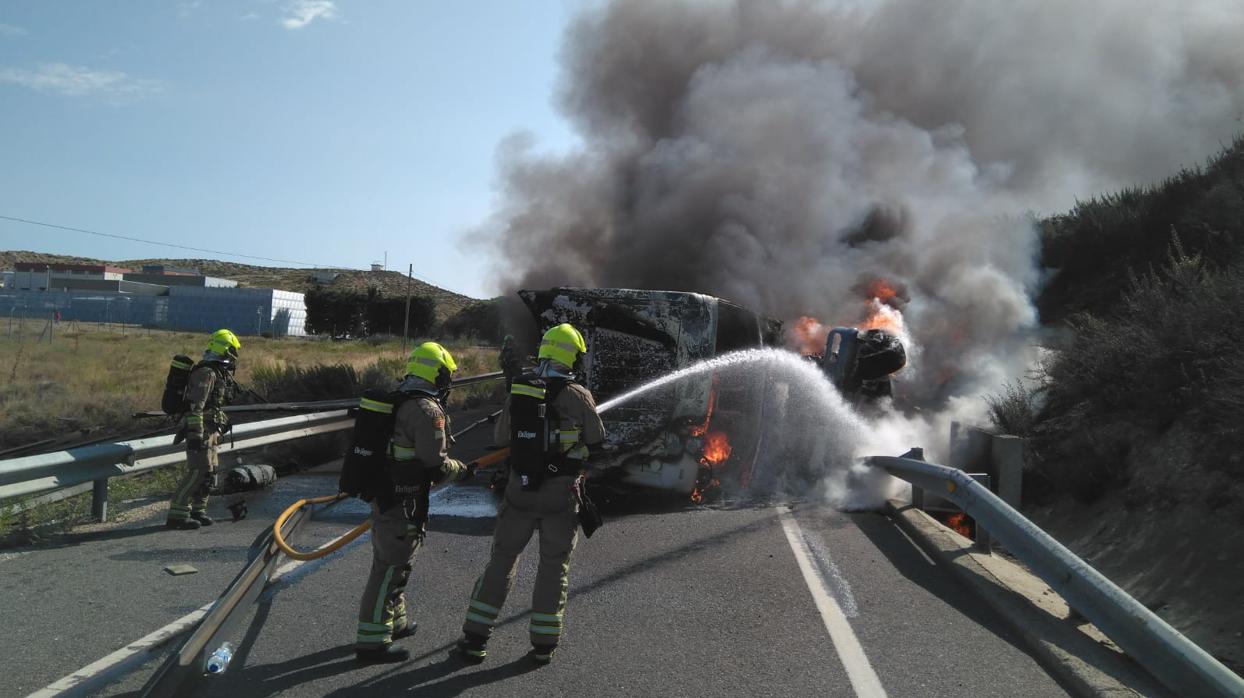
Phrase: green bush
[
  {"left": 1033, "top": 237, "right": 1244, "bottom": 499},
  {"left": 985, "top": 380, "right": 1039, "bottom": 437},
  {"left": 1038, "top": 135, "right": 1244, "bottom": 324},
  {"left": 441, "top": 300, "right": 503, "bottom": 342}
]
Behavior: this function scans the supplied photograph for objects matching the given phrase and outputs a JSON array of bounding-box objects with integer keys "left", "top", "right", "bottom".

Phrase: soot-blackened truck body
[{"left": 518, "top": 288, "right": 781, "bottom": 495}]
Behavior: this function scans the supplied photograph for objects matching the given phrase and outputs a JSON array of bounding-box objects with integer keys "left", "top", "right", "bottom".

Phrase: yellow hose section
[
  {"left": 272, "top": 493, "right": 372, "bottom": 561},
  {"left": 271, "top": 448, "right": 512, "bottom": 562}
]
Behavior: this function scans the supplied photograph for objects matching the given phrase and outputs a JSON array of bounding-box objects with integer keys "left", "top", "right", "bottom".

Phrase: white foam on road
[
  {"left": 801, "top": 531, "right": 860, "bottom": 618},
  {"left": 330, "top": 483, "right": 498, "bottom": 520},
  {"left": 777, "top": 506, "right": 887, "bottom": 698},
  {"left": 429, "top": 484, "right": 498, "bottom": 518}
]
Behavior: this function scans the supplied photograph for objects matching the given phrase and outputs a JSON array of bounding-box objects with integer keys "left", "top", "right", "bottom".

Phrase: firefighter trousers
[
  {"left": 356, "top": 501, "right": 423, "bottom": 648},
  {"left": 462, "top": 475, "right": 578, "bottom": 648},
  {"left": 168, "top": 433, "right": 219, "bottom": 522}
]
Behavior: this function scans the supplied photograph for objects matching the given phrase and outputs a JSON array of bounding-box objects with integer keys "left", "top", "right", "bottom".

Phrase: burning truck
[
  {"left": 511, "top": 288, "right": 907, "bottom": 501},
  {"left": 515, "top": 287, "right": 782, "bottom": 501}
]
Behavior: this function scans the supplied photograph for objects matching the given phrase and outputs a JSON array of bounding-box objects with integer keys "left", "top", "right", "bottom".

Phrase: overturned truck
[{"left": 516, "top": 288, "right": 782, "bottom": 500}]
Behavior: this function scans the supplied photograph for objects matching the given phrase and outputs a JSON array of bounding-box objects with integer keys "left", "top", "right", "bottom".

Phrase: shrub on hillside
[
  {"left": 1038, "top": 135, "right": 1244, "bottom": 323},
  {"left": 1034, "top": 238, "right": 1244, "bottom": 499},
  {"left": 305, "top": 287, "right": 435, "bottom": 338},
  {"left": 442, "top": 300, "right": 503, "bottom": 343},
  {"left": 985, "top": 380, "right": 1040, "bottom": 437}
]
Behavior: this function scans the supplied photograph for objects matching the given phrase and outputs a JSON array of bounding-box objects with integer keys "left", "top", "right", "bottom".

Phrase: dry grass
[
  {"left": 0, "top": 322, "right": 502, "bottom": 539},
  {"left": 0, "top": 320, "right": 500, "bottom": 450}
]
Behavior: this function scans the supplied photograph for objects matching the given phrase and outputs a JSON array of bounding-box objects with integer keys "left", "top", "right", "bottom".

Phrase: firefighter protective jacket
[
  {"left": 390, "top": 394, "right": 468, "bottom": 482},
  {"left": 184, "top": 364, "right": 231, "bottom": 440},
  {"left": 494, "top": 381, "right": 605, "bottom": 464}
]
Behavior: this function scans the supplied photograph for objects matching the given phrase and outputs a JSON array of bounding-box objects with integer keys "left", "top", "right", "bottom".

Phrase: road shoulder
[{"left": 885, "top": 500, "right": 1169, "bottom": 698}]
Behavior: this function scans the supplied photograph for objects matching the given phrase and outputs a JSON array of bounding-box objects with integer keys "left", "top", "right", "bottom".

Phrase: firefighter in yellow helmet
[
  {"left": 166, "top": 329, "right": 240, "bottom": 530},
  {"left": 455, "top": 323, "right": 605, "bottom": 665},
  {"left": 354, "top": 341, "right": 473, "bottom": 663}
]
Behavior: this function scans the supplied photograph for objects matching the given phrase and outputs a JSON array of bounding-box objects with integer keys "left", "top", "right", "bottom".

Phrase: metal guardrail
[
  {"left": 869, "top": 450, "right": 1244, "bottom": 698},
  {"left": 0, "top": 411, "right": 354, "bottom": 517},
  {"left": 0, "top": 371, "right": 506, "bottom": 519}
]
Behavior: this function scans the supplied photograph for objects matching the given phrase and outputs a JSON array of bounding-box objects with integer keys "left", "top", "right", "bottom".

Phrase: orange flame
[
  {"left": 865, "top": 278, "right": 900, "bottom": 306},
  {"left": 946, "top": 513, "right": 973, "bottom": 539},
  {"left": 789, "top": 316, "right": 830, "bottom": 355},
  {"left": 690, "top": 378, "right": 718, "bottom": 438},
  {"left": 858, "top": 298, "right": 905, "bottom": 335},
  {"left": 700, "top": 431, "right": 733, "bottom": 465}
]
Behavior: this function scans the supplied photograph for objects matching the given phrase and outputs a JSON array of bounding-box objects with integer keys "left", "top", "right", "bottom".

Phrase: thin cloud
[
  {"left": 0, "top": 63, "right": 158, "bottom": 97},
  {"left": 280, "top": 0, "right": 337, "bottom": 29},
  {"left": 0, "top": 23, "right": 27, "bottom": 37}
]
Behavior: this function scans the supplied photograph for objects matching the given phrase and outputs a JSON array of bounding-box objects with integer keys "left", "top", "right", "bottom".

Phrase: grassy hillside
[
  {"left": 1000, "top": 137, "right": 1244, "bottom": 671},
  {"left": 1028, "top": 136, "right": 1244, "bottom": 500},
  {"left": 0, "top": 252, "right": 478, "bottom": 322}
]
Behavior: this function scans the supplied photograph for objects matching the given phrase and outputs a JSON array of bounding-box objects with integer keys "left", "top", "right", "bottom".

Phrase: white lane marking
[
  {"left": 777, "top": 506, "right": 887, "bottom": 698},
  {"left": 27, "top": 603, "right": 213, "bottom": 698},
  {"left": 29, "top": 533, "right": 359, "bottom": 698}
]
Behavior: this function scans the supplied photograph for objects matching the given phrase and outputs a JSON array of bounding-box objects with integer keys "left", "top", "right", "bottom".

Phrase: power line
[{"left": 0, "top": 213, "right": 344, "bottom": 268}]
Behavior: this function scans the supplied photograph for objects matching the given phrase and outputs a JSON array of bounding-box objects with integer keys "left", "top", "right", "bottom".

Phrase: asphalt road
[{"left": 3, "top": 485, "right": 1073, "bottom": 696}]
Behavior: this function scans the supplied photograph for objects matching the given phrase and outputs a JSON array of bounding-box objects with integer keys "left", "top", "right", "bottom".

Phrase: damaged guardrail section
[
  {"left": 0, "top": 411, "right": 354, "bottom": 518},
  {"left": 868, "top": 451, "right": 1244, "bottom": 698}
]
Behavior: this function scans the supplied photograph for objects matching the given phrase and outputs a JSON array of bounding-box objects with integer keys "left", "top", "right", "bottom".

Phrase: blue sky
[{"left": 0, "top": 1, "right": 584, "bottom": 298}]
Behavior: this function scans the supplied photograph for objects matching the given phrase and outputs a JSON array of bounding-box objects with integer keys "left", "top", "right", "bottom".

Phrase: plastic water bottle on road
[{"left": 206, "top": 642, "right": 234, "bottom": 674}]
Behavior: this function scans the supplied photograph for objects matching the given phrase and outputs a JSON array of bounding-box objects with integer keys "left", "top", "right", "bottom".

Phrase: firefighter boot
[
  {"left": 165, "top": 518, "right": 201, "bottom": 531},
  {"left": 190, "top": 512, "right": 214, "bottom": 526},
  {"left": 355, "top": 644, "right": 409, "bottom": 664},
  {"left": 393, "top": 619, "right": 417, "bottom": 640},
  {"left": 454, "top": 633, "right": 488, "bottom": 664},
  {"left": 528, "top": 644, "right": 556, "bottom": 665}
]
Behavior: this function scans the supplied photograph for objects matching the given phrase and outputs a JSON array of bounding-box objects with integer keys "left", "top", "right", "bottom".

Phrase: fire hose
[{"left": 271, "top": 409, "right": 510, "bottom": 561}]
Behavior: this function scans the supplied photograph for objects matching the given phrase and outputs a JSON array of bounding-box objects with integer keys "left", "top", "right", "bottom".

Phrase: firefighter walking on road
[
  {"left": 352, "top": 341, "right": 473, "bottom": 663},
  {"left": 166, "top": 329, "right": 241, "bottom": 530},
  {"left": 455, "top": 323, "right": 605, "bottom": 666}
]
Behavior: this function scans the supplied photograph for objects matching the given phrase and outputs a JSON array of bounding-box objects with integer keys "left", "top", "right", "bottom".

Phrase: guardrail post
[
  {"left": 903, "top": 447, "right": 925, "bottom": 510},
  {"left": 92, "top": 478, "right": 109, "bottom": 522},
  {"left": 991, "top": 435, "right": 1024, "bottom": 508},
  {"left": 969, "top": 473, "right": 992, "bottom": 551}
]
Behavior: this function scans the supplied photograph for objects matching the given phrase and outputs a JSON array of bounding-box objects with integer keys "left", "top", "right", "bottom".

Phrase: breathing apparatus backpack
[
  {"left": 340, "top": 389, "right": 405, "bottom": 502},
  {"left": 509, "top": 372, "right": 569, "bottom": 491},
  {"left": 161, "top": 355, "right": 196, "bottom": 415},
  {"left": 338, "top": 388, "right": 440, "bottom": 526}
]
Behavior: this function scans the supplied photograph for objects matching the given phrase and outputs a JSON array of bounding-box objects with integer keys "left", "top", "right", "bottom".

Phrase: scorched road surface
[{"left": 88, "top": 494, "right": 1070, "bottom": 697}]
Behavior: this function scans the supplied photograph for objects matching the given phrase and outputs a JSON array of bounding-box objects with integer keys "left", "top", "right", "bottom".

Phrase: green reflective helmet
[
  {"left": 406, "top": 341, "right": 457, "bottom": 388},
  {"left": 538, "top": 323, "right": 586, "bottom": 369},
  {"left": 206, "top": 329, "right": 241, "bottom": 359}
]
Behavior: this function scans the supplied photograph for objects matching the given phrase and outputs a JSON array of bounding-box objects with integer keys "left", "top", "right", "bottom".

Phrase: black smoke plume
[{"left": 476, "top": 0, "right": 1244, "bottom": 408}]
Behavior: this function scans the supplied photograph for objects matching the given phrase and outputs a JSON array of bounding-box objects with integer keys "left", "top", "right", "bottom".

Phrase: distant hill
[{"left": 0, "top": 251, "right": 479, "bottom": 321}]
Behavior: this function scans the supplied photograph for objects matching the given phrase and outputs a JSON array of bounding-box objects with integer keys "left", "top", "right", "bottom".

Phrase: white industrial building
[{"left": 164, "top": 287, "right": 307, "bottom": 336}]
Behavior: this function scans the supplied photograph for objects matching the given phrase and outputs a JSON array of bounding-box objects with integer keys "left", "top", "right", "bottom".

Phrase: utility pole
[{"left": 402, "top": 263, "right": 413, "bottom": 354}]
